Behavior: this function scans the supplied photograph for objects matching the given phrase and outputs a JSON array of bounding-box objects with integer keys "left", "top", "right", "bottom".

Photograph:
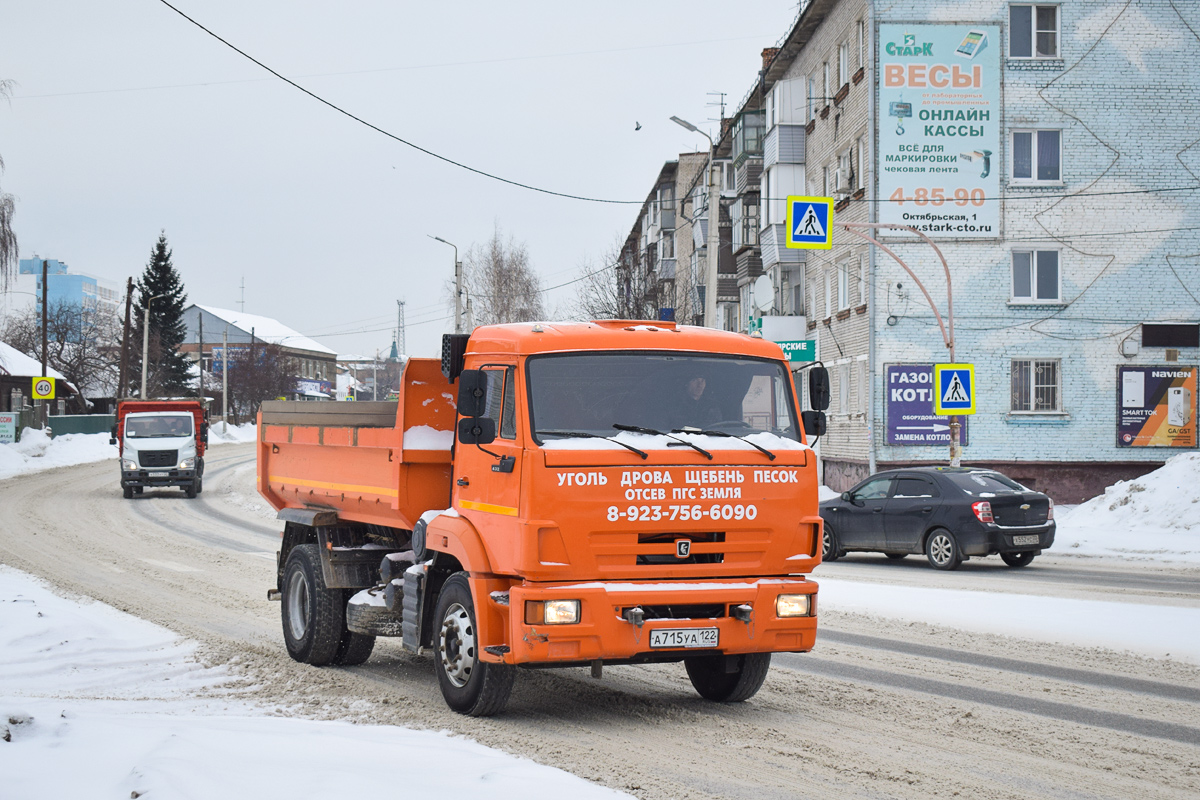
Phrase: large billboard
[
  {"left": 885, "top": 364, "right": 968, "bottom": 446},
  {"left": 1117, "top": 366, "right": 1196, "bottom": 447},
  {"left": 878, "top": 23, "right": 1001, "bottom": 238}
]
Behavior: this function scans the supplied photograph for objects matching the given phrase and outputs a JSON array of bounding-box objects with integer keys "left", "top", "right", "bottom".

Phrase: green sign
[{"left": 777, "top": 340, "right": 816, "bottom": 362}]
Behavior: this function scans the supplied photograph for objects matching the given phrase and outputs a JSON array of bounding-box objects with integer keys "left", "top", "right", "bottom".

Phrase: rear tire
[
  {"left": 925, "top": 529, "right": 962, "bottom": 571},
  {"left": 1001, "top": 551, "right": 1036, "bottom": 568},
  {"left": 281, "top": 544, "right": 344, "bottom": 665},
  {"left": 685, "top": 653, "right": 772, "bottom": 702},
  {"left": 434, "top": 573, "right": 515, "bottom": 716},
  {"left": 821, "top": 523, "right": 840, "bottom": 562}
]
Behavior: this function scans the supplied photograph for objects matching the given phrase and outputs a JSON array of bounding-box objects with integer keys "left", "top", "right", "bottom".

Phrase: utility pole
[
  {"left": 239, "top": 277, "right": 245, "bottom": 313},
  {"left": 397, "top": 299, "right": 406, "bottom": 356},
  {"left": 373, "top": 349, "right": 379, "bottom": 401},
  {"left": 40, "top": 260, "right": 48, "bottom": 426},
  {"left": 669, "top": 116, "right": 721, "bottom": 328},
  {"left": 429, "top": 236, "right": 461, "bottom": 333},
  {"left": 118, "top": 277, "right": 133, "bottom": 401},
  {"left": 141, "top": 294, "right": 167, "bottom": 399},
  {"left": 197, "top": 313, "right": 204, "bottom": 399},
  {"left": 222, "top": 327, "right": 229, "bottom": 432}
]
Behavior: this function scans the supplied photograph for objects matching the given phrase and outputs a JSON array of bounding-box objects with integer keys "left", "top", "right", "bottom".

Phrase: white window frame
[
  {"left": 824, "top": 268, "right": 832, "bottom": 318},
  {"left": 857, "top": 20, "right": 865, "bottom": 69},
  {"left": 857, "top": 253, "right": 867, "bottom": 305},
  {"left": 822, "top": 62, "right": 830, "bottom": 106},
  {"left": 856, "top": 355, "right": 869, "bottom": 414},
  {"left": 807, "top": 76, "right": 815, "bottom": 120},
  {"left": 1009, "top": 4, "right": 1059, "bottom": 60},
  {"left": 1011, "top": 129, "right": 1062, "bottom": 184},
  {"left": 1011, "top": 358, "right": 1063, "bottom": 413},
  {"left": 837, "top": 360, "right": 852, "bottom": 415},
  {"left": 838, "top": 42, "right": 849, "bottom": 88},
  {"left": 1010, "top": 249, "right": 1061, "bottom": 303},
  {"left": 837, "top": 260, "right": 850, "bottom": 310}
]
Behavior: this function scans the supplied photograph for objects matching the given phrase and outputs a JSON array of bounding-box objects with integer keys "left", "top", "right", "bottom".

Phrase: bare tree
[
  {"left": 459, "top": 226, "right": 545, "bottom": 326},
  {"left": 0, "top": 300, "right": 121, "bottom": 401},
  {"left": 0, "top": 79, "right": 18, "bottom": 291},
  {"left": 573, "top": 235, "right": 659, "bottom": 321},
  {"left": 224, "top": 343, "right": 295, "bottom": 422}
]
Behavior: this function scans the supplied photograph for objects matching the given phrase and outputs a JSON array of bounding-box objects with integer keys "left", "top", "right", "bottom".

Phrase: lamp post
[
  {"left": 670, "top": 115, "right": 720, "bottom": 329},
  {"left": 140, "top": 294, "right": 167, "bottom": 399},
  {"left": 429, "top": 235, "right": 463, "bottom": 333}
]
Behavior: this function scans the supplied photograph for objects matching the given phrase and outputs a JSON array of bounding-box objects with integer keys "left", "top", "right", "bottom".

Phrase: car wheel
[
  {"left": 1001, "top": 551, "right": 1036, "bottom": 568},
  {"left": 434, "top": 573, "right": 515, "bottom": 716},
  {"left": 925, "top": 529, "right": 961, "bottom": 571},
  {"left": 685, "top": 652, "right": 772, "bottom": 702},
  {"left": 821, "top": 523, "right": 840, "bottom": 562},
  {"left": 885, "top": 553, "right": 907, "bottom": 560}
]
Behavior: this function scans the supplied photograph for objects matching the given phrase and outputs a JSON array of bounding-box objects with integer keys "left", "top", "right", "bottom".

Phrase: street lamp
[
  {"left": 671, "top": 116, "right": 720, "bottom": 329},
  {"left": 140, "top": 294, "right": 168, "bottom": 398},
  {"left": 429, "top": 235, "right": 463, "bottom": 334}
]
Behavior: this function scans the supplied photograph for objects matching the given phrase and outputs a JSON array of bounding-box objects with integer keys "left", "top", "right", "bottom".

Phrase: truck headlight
[
  {"left": 122, "top": 460, "right": 138, "bottom": 471},
  {"left": 179, "top": 458, "right": 195, "bottom": 470},
  {"left": 525, "top": 599, "right": 580, "bottom": 625},
  {"left": 776, "top": 594, "right": 812, "bottom": 618}
]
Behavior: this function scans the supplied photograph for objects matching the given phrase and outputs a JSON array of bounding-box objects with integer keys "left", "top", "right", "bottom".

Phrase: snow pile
[
  {"left": 0, "top": 566, "right": 630, "bottom": 800},
  {"left": 1056, "top": 453, "right": 1200, "bottom": 562},
  {"left": 208, "top": 421, "right": 258, "bottom": 444}
]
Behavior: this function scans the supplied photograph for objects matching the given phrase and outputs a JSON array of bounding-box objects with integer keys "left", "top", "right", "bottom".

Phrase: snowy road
[{"left": 1, "top": 443, "right": 1198, "bottom": 799}]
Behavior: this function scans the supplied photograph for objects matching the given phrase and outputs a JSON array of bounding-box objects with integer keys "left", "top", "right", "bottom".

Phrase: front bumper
[
  {"left": 502, "top": 577, "right": 817, "bottom": 666},
  {"left": 121, "top": 468, "right": 196, "bottom": 488},
  {"left": 959, "top": 522, "right": 1056, "bottom": 556}
]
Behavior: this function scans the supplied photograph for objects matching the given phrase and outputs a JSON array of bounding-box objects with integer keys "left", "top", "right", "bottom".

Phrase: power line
[{"left": 155, "top": 0, "right": 641, "bottom": 205}]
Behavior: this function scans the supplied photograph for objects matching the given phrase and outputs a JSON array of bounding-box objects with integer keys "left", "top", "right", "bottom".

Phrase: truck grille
[
  {"left": 636, "top": 532, "right": 725, "bottom": 565},
  {"left": 622, "top": 603, "right": 726, "bottom": 620},
  {"left": 139, "top": 450, "right": 178, "bottom": 468}
]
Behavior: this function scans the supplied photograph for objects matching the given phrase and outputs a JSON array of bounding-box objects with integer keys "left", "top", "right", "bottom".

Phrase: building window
[
  {"left": 1011, "top": 359, "right": 1061, "bottom": 412},
  {"left": 857, "top": 357, "right": 869, "bottom": 413},
  {"left": 807, "top": 76, "right": 815, "bottom": 120},
  {"left": 837, "top": 261, "right": 849, "bottom": 310},
  {"left": 856, "top": 136, "right": 867, "bottom": 190},
  {"left": 822, "top": 62, "right": 830, "bottom": 105},
  {"left": 660, "top": 233, "right": 675, "bottom": 260},
  {"left": 1012, "top": 250, "right": 1060, "bottom": 302},
  {"left": 838, "top": 361, "right": 851, "bottom": 414},
  {"left": 858, "top": 20, "right": 865, "bottom": 69},
  {"left": 857, "top": 254, "right": 867, "bottom": 304},
  {"left": 824, "top": 268, "right": 832, "bottom": 318},
  {"left": 1012, "top": 130, "right": 1061, "bottom": 182},
  {"left": 838, "top": 42, "right": 849, "bottom": 87},
  {"left": 1010, "top": 4, "right": 1059, "bottom": 59}
]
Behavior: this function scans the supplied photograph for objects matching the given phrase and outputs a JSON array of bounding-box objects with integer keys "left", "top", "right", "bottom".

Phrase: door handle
[
  {"left": 873, "top": 507, "right": 883, "bottom": 513},
  {"left": 922, "top": 506, "right": 932, "bottom": 512}
]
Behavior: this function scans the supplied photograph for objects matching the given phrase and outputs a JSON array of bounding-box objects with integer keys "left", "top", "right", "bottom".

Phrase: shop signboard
[
  {"left": 1117, "top": 366, "right": 1196, "bottom": 447},
  {"left": 885, "top": 364, "right": 968, "bottom": 446},
  {"left": 0, "top": 412, "right": 16, "bottom": 444},
  {"left": 878, "top": 23, "right": 1001, "bottom": 238}
]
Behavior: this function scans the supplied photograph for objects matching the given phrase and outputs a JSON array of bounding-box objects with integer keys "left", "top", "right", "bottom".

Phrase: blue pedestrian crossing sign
[
  {"left": 933, "top": 363, "right": 976, "bottom": 415},
  {"left": 785, "top": 196, "right": 834, "bottom": 250}
]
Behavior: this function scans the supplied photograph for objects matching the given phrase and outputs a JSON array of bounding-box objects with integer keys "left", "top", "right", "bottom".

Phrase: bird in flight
[{"left": 635, "top": 121, "right": 642, "bottom": 131}]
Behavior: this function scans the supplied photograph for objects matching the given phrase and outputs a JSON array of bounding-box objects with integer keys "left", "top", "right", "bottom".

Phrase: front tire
[
  {"left": 925, "top": 529, "right": 962, "bottom": 571},
  {"left": 185, "top": 479, "right": 197, "bottom": 498},
  {"left": 434, "top": 573, "right": 515, "bottom": 716},
  {"left": 685, "top": 653, "right": 772, "bottom": 702},
  {"left": 1001, "top": 551, "right": 1036, "bottom": 568},
  {"left": 281, "top": 544, "right": 344, "bottom": 665},
  {"left": 821, "top": 523, "right": 840, "bottom": 562},
  {"left": 122, "top": 485, "right": 133, "bottom": 499}
]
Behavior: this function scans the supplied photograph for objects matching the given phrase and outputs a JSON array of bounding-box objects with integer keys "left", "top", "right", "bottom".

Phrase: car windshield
[
  {"left": 945, "top": 471, "right": 1028, "bottom": 496},
  {"left": 126, "top": 415, "right": 192, "bottom": 438},
  {"left": 527, "top": 352, "right": 801, "bottom": 443}
]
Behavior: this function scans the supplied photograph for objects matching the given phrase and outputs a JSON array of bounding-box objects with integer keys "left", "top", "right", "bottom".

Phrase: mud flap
[{"left": 401, "top": 563, "right": 427, "bottom": 653}]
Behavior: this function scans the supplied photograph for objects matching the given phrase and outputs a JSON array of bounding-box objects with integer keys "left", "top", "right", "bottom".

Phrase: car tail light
[
  {"left": 1047, "top": 499, "right": 1054, "bottom": 520},
  {"left": 971, "top": 501, "right": 994, "bottom": 523}
]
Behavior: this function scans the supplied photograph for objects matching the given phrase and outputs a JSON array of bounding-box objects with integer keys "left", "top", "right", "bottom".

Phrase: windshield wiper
[
  {"left": 539, "top": 430, "right": 648, "bottom": 459},
  {"left": 613, "top": 423, "right": 713, "bottom": 460},
  {"left": 672, "top": 427, "right": 776, "bottom": 461}
]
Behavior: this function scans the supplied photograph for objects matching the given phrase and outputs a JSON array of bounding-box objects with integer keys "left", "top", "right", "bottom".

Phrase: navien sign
[{"left": 884, "top": 63, "right": 983, "bottom": 88}]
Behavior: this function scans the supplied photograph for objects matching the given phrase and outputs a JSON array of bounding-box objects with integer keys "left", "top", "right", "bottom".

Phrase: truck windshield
[
  {"left": 126, "top": 416, "right": 193, "bottom": 438},
  {"left": 527, "top": 352, "right": 801, "bottom": 444}
]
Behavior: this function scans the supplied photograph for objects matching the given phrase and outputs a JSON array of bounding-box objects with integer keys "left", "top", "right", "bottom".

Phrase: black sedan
[{"left": 819, "top": 467, "right": 1055, "bottom": 570}]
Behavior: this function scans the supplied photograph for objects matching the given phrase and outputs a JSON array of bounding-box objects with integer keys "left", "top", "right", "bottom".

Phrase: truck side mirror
[
  {"left": 110, "top": 424, "right": 118, "bottom": 446},
  {"left": 808, "top": 367, "right": 830, "bottom": 411},
  {"left": 457, "top": 369, "right": 489, "bottom": 417},
  {"left": 457, "top": 416, "right": 496, "bottom": 445},
  {"left": 201, "top": 422, "right": 209, "bottom": 444},
  {"left": 801, "top": 410, "right": 826, "bottom": 438}
]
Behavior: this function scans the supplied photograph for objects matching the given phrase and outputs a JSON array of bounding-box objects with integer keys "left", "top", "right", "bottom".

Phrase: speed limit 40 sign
[{"left": 32, "top": 377, "right": 55, "bottom": 400}]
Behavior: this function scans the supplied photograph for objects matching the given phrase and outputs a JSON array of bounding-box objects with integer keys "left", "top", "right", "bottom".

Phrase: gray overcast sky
[{"left": 2, "top": 0, "right": 798, "bottom": 358}]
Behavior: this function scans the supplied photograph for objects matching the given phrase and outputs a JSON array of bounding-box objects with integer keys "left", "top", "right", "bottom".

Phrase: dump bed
[{"left": 257, "top": 358, "right": 456, "bottom": 530}]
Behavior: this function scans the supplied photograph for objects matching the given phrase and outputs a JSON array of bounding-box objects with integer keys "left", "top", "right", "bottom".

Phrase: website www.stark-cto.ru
[{"left": 900, "top": 212, "right": 992, "bottom": 234}]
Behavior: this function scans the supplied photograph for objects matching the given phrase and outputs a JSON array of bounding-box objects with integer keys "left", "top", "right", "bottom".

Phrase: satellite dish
[{"left": 752, "top": 275, "right": 774, "bottom": 312}]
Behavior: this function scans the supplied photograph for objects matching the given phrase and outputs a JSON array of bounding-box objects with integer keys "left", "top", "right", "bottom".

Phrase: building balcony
[
  {"left": 763, "top": 124, "right": 806, "bottom": 168},
  {"left": 760, "top": 224, "right": 806, "bottom": 269}
]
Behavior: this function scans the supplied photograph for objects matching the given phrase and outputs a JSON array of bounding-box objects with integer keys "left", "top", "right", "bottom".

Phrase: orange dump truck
[{"left": 258, "top": 321, "right": 830, "bottom": 715}]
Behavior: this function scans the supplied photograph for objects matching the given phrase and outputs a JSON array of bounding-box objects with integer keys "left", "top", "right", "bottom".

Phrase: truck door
[
  {"left": 884, "top": 475, "right": 942, "bottom": 552},
  {"left": 454, "top": 365, "right": 522, "bottom": 515}
]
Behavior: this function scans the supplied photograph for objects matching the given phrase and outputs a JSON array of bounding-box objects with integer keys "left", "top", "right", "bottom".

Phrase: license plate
[
  {"left": 649, "top": 628, "right": 719, "bottom": 649},
  {"left": 1012, "top": 534, "right": 1040, "bottom": 546}
]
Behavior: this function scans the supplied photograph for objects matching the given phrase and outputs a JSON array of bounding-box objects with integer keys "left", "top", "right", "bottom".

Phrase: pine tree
[{"left": 130, "top": 232, "right": 191, "bottom": 397}]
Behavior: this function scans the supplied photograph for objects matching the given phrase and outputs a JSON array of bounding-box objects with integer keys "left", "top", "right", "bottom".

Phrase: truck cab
[{"left": 112, "top": 399, "right": 208, "bottom": 498}]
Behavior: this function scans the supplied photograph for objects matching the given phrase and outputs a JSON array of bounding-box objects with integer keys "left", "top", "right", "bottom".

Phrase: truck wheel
[
  {"left": 1001, "top": 551, "right": 1036, "bottom": 568},
  {"left": 334, "top": 629, "right": 376, "bottom": 666},
  {"left": 281, "top": 544, "right": 344, "bottom": 665},
  {"left": 122, "top": 485, "right": 133, "bottom": 499},
  {"left": 685, "top": 653, "right": 772, "bottom": 702},
  {"left": 134, "top": 487, "right": 143, "bottom": 495},
  {"left": 196, "top": 475, "right": 203, "bottom": 495},
  {"left": 434, "top": 573, "right": 515, "bottom": 716},
  {"left": 925, "top": 529, "right": 962, "bottom": 571},
  {"left": 185, "top": 480, "right": 197, "bottom": 499}
]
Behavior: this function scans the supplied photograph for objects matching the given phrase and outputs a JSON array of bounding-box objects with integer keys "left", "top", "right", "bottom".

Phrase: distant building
[
  {"left": 180, "top": 305, "right": 338, "bottom": 400},
  {"left": 17, "top": 256, "right": 122, "bottom": 321}
]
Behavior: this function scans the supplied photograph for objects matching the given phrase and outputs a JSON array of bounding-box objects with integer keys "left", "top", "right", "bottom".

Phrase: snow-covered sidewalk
[
  {"left": 0, "top": 423, "right": 258, "bottom": 481},
  {"left": 0, "top": 565, "right": 628, "bottom": 799}
]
